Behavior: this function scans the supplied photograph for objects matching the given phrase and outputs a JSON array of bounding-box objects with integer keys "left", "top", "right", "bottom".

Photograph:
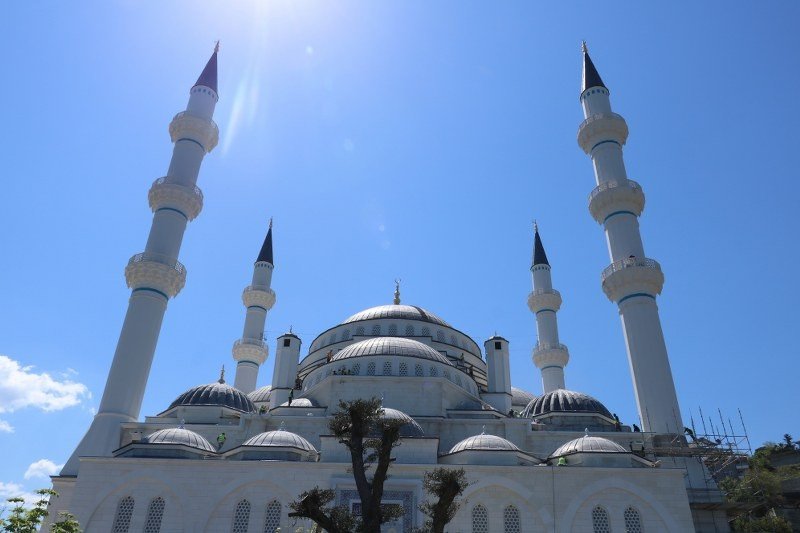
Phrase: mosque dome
[
  {"left": 379, "top": 407, "right": 424, "bottom": 437},
  {"left": 280, "top": 397, "right": 319, "bottom": 408},
  {"left": 242, "top": 429, "right": 317, "bottom": 454},
  {"left": 522, "top": 389, "right": 612, "bottom": 419},
  {"left": 331, "top": 337, "right": 452, "bottom": 366},
  {"left": 167, "top": 379, "right": 256, "bottom": 414},
  {"left": 511, "top": 387, "right": 536, "bottom": 407},
  {"left": 549, "top": 435, "right": 628, "bottom": 458},
  {"left": 248, "top": 385, "right": 272, "bottom": 404},
  {"left": 142, "top": 428, "right": 215, "bottom": 453},
  {"left": 449, "top": 433, "right": 520, "bottom": 454},
  {"left": 342, "top": 304, "right": 451, "bottom": 327}
]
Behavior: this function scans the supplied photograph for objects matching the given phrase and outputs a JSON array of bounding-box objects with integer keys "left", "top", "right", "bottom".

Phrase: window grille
[
  {"left": 232, "top": 500, "right": 251, "bottom": 533},
  {"left": 415, "top": 364, "right": 424, "bottom": 377},
  {"left": 263, "top": 500, "right": 281, "bottom": 533},
  {"left": 352, "top": 363, "right": 361, "bottom": 375},
  {"left": 388, "top": 324, "right": 398, "bottom": 336},
  {"left": 450, "top": 334, "right": 457, "bottom": 345},
  {"left": 399, "top": 362, "right": 408, "bottom": 376},
  {"left": 112, "top": 496, "right": 135, "bottom": 533},
  {"left": 356, "top": 326, "right": 365, "bottom": 336},
  {"left": 421, "top": 327, "right": 430, "bottom": 336},
  {"left": 342, "top": 329, "right": 351, "bottom": 341},
  {"left": 472, "top": 505, "right": 488, "bottom": 533},
  {"left": 405, "top": 325, "right": 414, "bottom": 336},
  {"left": 383, "top": 361, "right": 392, "bottom": 375},
  {"left": 367, "top": 362, "right": 376, "bottom": 375},
  {"left": 430, "top": 366, "right": 438, "bottom": 377},
  {"left": 624, "top": 507, "right": 643, "bottom": 533},
  {"left": 504, "top": 505, "right": 521, "bottom": 533},
  {"left": 592, "top": 506, "right": 611, "bottom": 533},
  {"left": 143, "top": 497, "right": 165, "bottom": 533},
  {"left": 436, "top": 330, "right": 445, "bottom": 342},
  {"left": 371, "top": 324, "right": 381, "bottom": 335}
]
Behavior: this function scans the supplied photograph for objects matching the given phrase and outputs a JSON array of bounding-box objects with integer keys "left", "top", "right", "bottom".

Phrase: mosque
[{"left": 46, "top": 45, "right": 730, "bottom": 532}]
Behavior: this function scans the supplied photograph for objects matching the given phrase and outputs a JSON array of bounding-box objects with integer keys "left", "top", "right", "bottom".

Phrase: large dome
[
  {"left": 522, "top": 389, "right": 612, "bottom": 419},
  {"left": 142, "top": 428, "right": 215, "bottom": 453},
  {"left": 550, "top": 435, "right": 628, "bottom": 458},
  {"left": 342, "top": 304, "right": 451, "bottom": 327},
  {"left": 167, "top": 380, "right": 256, "bottom": 414},
  {"left": 331, "top": 337, "right": 452, "bottom": 366},
  {"left": 449, "top": 433, "right": 520, "bottom": 454}
]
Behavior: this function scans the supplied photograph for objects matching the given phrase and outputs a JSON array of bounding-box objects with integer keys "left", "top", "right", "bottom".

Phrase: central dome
[
  {"left": 342, "top": 304, "right": 451, "bottom": 327},
  {"left": 331, "top": 337, "right": 452, "bottom": 366}
]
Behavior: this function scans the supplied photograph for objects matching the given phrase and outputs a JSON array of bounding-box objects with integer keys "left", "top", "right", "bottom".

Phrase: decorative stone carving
[
  {"left": 124, "top": 252, "right": 187, "bottom": 298},
  {"left": 527, "top": 288, "right": 562, "bottom": 313},
  {"left": 148, "top": 177, "right": 204, "bottom": 221},
  {"left": 601, "top": 257, "right": 664, "bottom": 303},
  {"left": 242, "top": 286, "right": 276, "bottom": 310},
  {"left": 588, "top": 179, "right": 645, "bottom": 224},
  {"left": 232, "top": 338, "right": 269, "bottom": 365},
  {"left": 168, "top": 111, "right": 219, "bottom": 153},
  {"left": 577, "top": 112, "right": 629, "bottom": 154}
]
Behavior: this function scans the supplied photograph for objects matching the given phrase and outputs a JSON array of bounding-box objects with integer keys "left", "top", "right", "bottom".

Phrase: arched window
[
  {"left": 624, "top": 506, "right": 643, "bottom": 533},
  {"left": 383, "top": 361, "right": 392, "bottom": 375},
  {"left": 112, "top": 496, "right": 135, "bottom": 533},
  {"left": 352, "top": 363, "right": 361, "bottom": 375},
  {"left": 399, "top": 362, "right": 408, "bottom": 376},
  {"left": 415, "top": 364, "right": 424, "bottom": 377},
  {"left": 472, "top": 504, "right": 488, "bottom": 533},
  {"left": 592, "top": 506, "right": 611, "bottom": 533},
  {"left": 405, "top": 324, "right": 414, "bottom": 336},
  {"left": 263, "top": 500, "right": 281, "bottom": 533},
  {"left": 341, "top": 329, "right": 351, "bottom": 341},
  {"left": 367, "top": 362, "right": 376, "bottom": 376},
  {"left": 143, "top": 497, "right": 165, "bottom": 533},
  {"left": 430, "top": 366, "right": 438, "bottom": 377},
  {"left": 436, "top": 330, "right": 445, "bottom": 342},
  {"left": 388, "top": 324, "right": 398, "bottom": 336},
  {"left": 421, "top": 326, "right": 431, "bottom": 337},
  {"left": 450, "top": 334, "right": 457, "bottom": 345},
  {"left": 232, "top": 499, "right": 251, "bottom": 533},
  {"left": 355, "top": 326, "right": 365, "bottom": 336},
  {"left": 503, "top": 505, "right": 520, "bottom": 533},
  {"left": 371, "top": 324, "right": 381, "bottom": 336}
]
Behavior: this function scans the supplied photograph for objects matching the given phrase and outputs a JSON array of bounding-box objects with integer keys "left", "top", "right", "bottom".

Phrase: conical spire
[
  {"left": 532, "top": 222, "right": 550, "bottom": 267},
  {"left": 256, "top": 218, "right": 274, "bottom": 264},
  {"left": 193, "top": 42, "right": 219, "bottom": 93},
  {"left": 581, "top": 41, "right": 606, "bottom": 94}
]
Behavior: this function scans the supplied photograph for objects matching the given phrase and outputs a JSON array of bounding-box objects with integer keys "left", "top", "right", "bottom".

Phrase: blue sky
[{"left": 1, "top": 1, "right": 798, "bottom": 498}]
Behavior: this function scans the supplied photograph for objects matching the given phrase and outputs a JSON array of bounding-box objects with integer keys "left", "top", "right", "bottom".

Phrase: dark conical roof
[
  {"left": 532, "top": 225, "right": 550, "bottom": 267},
  {"left": 581, "top": 43, "right": 606, "bottom": 94},
  {"left": 193, "top": 44, "right": 218, "bottom": 93},
  {"left": 256, "top": 220, "right": 273, "bottom": 264}
]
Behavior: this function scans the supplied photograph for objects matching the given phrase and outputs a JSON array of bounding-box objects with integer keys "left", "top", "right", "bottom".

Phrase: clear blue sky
[{"left": 1, "top": 1, "right": 798, "bottom": 497}]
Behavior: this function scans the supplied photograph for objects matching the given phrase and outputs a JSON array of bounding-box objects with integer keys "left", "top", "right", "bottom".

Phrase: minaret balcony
[
  {"left": 601, "top": 257, "right": 664, "bottom": 303},
  {"left": 242, "top": 285, "right": 276, "bottom": 310},
  {"left": 527, "top": 288, "right": 562, "bottom": 313},
  {"left": 169, "top": 111, "right": 219, "bottom": 153},
  {"left": 588, "top": 179, "right": 645, "bottom": 224},
  {"left": 532, "top": 342, "right": 569, "bottom": 369},
  {"left": 148, "top": 178, "right": 204, "bottom": 221},
  {"left": 232, "top": 338, "right": 269, "bottom": 365},
  {"left": 124, "top": 252, "right": 186, "bottom": 298},
  {"left": 577, "top": 112, "right": 628, "bottom": 154}
]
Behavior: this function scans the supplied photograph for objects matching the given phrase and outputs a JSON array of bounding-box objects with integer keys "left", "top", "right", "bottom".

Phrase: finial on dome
[
  {"left": 481, "top": 425, "right": 486, "bottom": 435},
  {"left": 585, "top": 428, "right": 589, "bottom": 437},
  {"left": 289, "top": 325, "right": 293, "bottom": 334},
  {"left": 214, "top": 40, "right": 220, "bottom": 54},
  {"left": 393, "top": 278, "right": 401, "bottom": 305},
  {"left": 219, "top": 365, "right": 226, "bottom": 384},
  {"left": 581, "top": 40, "right": 588, "bottom": 54},
  {"left": 279, "top": 421, "right": 286, "bottom": 431},
  {"left": 179, "top": 418, "right": 185, "bottom": 429}
]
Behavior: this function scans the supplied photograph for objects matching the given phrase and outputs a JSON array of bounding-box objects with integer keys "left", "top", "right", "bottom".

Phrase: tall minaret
[
  {"left": 578, "top": 43, "right": 682, "bottom": 434},
  {"left": 527, "top": 224, "right": 569, "bottom": 393},
  {"left": 232, "top": 221, "right": 276, "bottom": 393},
  {"left": 62, "top": 46, "right": 220, "bottom": 475}
]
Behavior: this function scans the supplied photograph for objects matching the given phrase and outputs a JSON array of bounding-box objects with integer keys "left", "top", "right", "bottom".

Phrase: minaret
[
  {"left": 62, "top": 46, "right": 220, "bottom": 475},
  {"left": 483, "top": 336, "right": 512, "bottom": 413},
  {"left": 270, "top": 331, "right": 302, "bottom": 409},
  {"left": 232, "top": 220, "right": 276, "bottom": 393},
  {"left": 578, "top": 43, "right": 682, "bottom": 434},
  {"left": 526, "top": 223, "right": 569, "bottom": 393}
]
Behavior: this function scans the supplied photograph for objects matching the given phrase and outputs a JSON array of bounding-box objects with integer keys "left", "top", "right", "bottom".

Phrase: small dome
[
  {"left": 167, "top": 380, "right": 256, "bottom": 413},
  {"left": 522, "top": 389, "right": 612, "bottom": 419},
  {"left": 449, "top": 433, "right": 520, "bottom": 454},
  {"left": 142, "top": 428, "right": 215, "bottom": 453},
  {"left": 248, "top": 385, "right": 272, "bottom": 403},
  {"left": 280, "top": 398, "right": 319, "bottom": 408},
  {"left": 550, "top": 435, "right": 628, "bottom": 458},
  {"left": 331, "top": 337, "right": 452, "bottom": 366},
  {"left": 511, "top": 387, "right": 536, "bottom": 407},
  {"left": 379, "top": 407, "right": 424, "bottom": 437},
  {"left": 342, "top": 304, "right": 451, "bottom": 327},
  {"left": 242, "top": 429, "right": 317, "bottom": 453}
]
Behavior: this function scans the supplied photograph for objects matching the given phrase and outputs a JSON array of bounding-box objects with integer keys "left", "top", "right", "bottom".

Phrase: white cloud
[
  {"left": 24, "top": 459, "right": 63, "bottom": 480},
  {"left": 0, "top": 481, "right": 41, "bottom": 507},
  {"left": 0, "top": 355, "right": 90, "bottom": 413},
  {"left": 0, "top": 419, "right": 13, "bottom": 433}
]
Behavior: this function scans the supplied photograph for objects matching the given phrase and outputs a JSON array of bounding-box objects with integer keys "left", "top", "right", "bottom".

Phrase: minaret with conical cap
[
  {"left": 527, "top": 223, "right": 569, "bottom": 393},
  {"left": 578, "top": 43, "right": 682, "bottom": 434},
  {"left": 62, "top": 46, "right": 221, "bottom": 475},
  {"left": 232, "top": 220, "right": 276, "bottom": 393}
]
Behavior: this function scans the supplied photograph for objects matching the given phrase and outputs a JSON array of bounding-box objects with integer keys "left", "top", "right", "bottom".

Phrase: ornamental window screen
[
  {"left": 405, "top": 325, "right": 414, "bottom": 336},
  {"left": 356, "top": 326, "right": 365, "bottom": 336},
  {"left": 371, "top": 324, "right": 381, "bottom": 335},
  {"left": 415, "top": 364, "right": 424, "bottom": 377},
  {"left": 430, "top": 366, "right": 438, "bottom": 377},
  {"left": 450, "top": 334, "right": 457, "bottom": 345},
  {"left": 367, "top": 362, "right": 376, "bottom": 376},
  {"left": 342, "top": 329, "right": 351, "bottom": 341},
  {"left": 263, "top": 500, "right": 281, "bottom": 533},
  {"left": 592, "top": 506, "right": 611, "bottom": 533},
  {"left": 143, "top": 497, "right": 165, "bottom": 533},
  {"left": 383, "top": 362, "right": 392, "bottom": 375},
  {"left": 352, "top": 363, "right": 361, "bottom": 375},
  {"left": 112, "top": 496, "right": 135, "bottom": 533},
  {"left": 399, "top": 362, "right": 408, "bottom": 376},
  {"left": 388, "top": 324, "right": 398, "bottom": 336},
  {"left": 504, "top": 505, "right": 521, "bottom": 533},
  {"left": 624, "top": 507, "right": 643, "bottom": 533},
  {"left": 472, "top": 504, "right": 488, "bottom": 533},
  {"left": 232, "top": 500, "right": 251, "bottom": 533},
  {"left": 421, "top": 327, "right": 431, "bottom": 337},
  {"left": 436, "top": 330, "right": 445, "bottom": 342}
]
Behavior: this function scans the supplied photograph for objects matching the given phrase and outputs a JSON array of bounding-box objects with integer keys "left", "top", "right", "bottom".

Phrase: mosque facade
[{"left": 46, "top": 45, "right": 729, "bottom": 532}]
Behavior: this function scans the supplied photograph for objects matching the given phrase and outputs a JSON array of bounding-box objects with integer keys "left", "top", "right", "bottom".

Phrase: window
[
  {"left": 450, "top": 334, "right": 457, "bottom": 345},
  {"left": 436, "top": 330, "right": 445, "bottom": 342},
  {"left": 263, "top": 500, "right": 281, "bottom": 533},
  {"left": 112, "top": 496, "right": 135, "bottom": 533},
  {"left": 341, "top": 329, "right": 351, "bottom": 341},
  {"left": 504, "top": 505, "right": 520, "bottom": 533},
  {"left": 232, "top": 500, "right": 251, "bottom": 533},
  {"left": 399, "top": 362, "right": 408, "bottom": 376},
  {"left": 472, "top": 504, "right": 488, "bottom": 533},
  {"left": 356, "top": 326, "right": 365, "bottom": 336},
  {"left": 383, "top": 362, "right": 392, "bottom": 375},
  {"left": 592, "top": 506, "right": 611, "bottom": 533},
  {"left": 388, "top": 324, "right": 398, "bottom": 336},
  {"left": 443, "top": 370, "right": 451, "bottom": 380},
  {"left": 495, "top": 341, "right": 502, "bottom": 350},
  {"left": 415, "top": 364, "right": 424, "bottom": 377},
  {"left": 283, "top": 338, "right": 291, "bottom": 347},
  {"left": 371, "top": 324, "right": 381, "bottom": 336},
  {"left": 143, "top": 497, "right": 165, "bottom": 533},
  {"left": 421, "top": 327, "right": 430, "bottom": 337},
  {"left": 405, "top": 325, "right": 414, "bottom": 336},
  {"left": 352, "top": 363, "right": 361, "bottom": 375},
  {"left": 430, "top": 366, "right": 438, "bottom": 377},
  {"left": 367, "top": 362, "right": 376, "bottom": 376},
  {"left": 624, "top": 507, "right": 643, "bottom": 533}
]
